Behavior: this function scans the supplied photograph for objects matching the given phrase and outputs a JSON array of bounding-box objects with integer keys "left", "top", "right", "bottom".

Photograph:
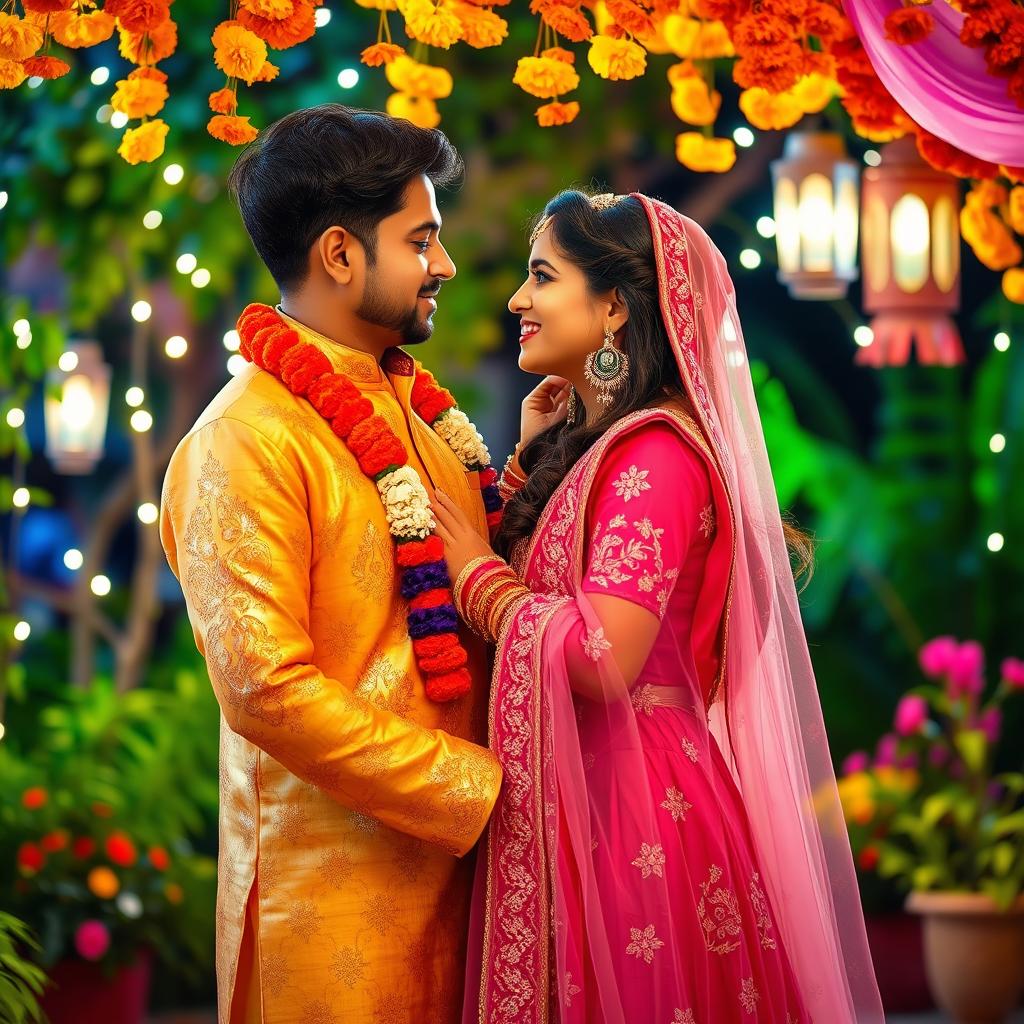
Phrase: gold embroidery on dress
[
  {"left": 697, "top": 864, "right": 742, "bottom": 954},
  {"left": 673, "top": 1011, "right": 696, "bottom": 1024},
  {"left": 300, "top": 998, "right": 339, "bottom": 1024},
  {"left": 699, "top": 503, "right": 715, "bottom": 539},
  {"left": 361, "top": 891, "right": 401, "bottom": 935},
  {"left": 287, "top": 898, "right": 324, "bottom": 942},
  {"left": 330, "top": 944, "right": 368, "bottom": 989},
  {"left": 260, "top": 948, "right": 291, "bottom": 998},
  {"left": 273, "top": 803, "right": 309, "bottom": 844},
  {"left": 625, "top": 923, "right": 664, "bottom": 964},
  {"left": 317, "top": 847, "right": 355, "bottom": 889},
  {"left": 582, "top": 625, "right": 612, "bottom": 661},
  {"left": 564, "top": 971, "right": 582, "bottom": 1007},
  {"left": 587, "top": 513, "right": 679, "bottom": 617},
  {"left": 612, "top": 464, "right": 652, "bottom": 502},
  {"left": 739, "top": 977, "right": 760, "bottom": 1014},
  {"left": 391, "top": 835, "right": 428, "bottom": 882},
  {"left": 353, "top": 521, "right": 392, "bottom": 602},
  {"left": 749, "top": 871, "right": 778, "bottom": 950},
  {"left": 631, "top": 842, "right": 666, "bottom": 878},
  {"left": 681, "top": 737, "right": 700, "bottom": 762},
  {"left": 660, "top": 786, "right": 693, "bottom": 822},
  {"left": 355, "top": 651, "right": 414, "bottom": 715},
  {"left": 632, "top": 683, "right": 657, "bottom": 716},
  {"left": 354, "top": 741, "right": 397, "bottom": 778}
]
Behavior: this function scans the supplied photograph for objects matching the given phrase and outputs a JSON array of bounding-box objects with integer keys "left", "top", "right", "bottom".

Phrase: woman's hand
[
  {"left": 432, "top": 490, "right": 498, "bottom": 581},
  {"left": 520, "top": 375, "right": 572, "bottom": 450}
]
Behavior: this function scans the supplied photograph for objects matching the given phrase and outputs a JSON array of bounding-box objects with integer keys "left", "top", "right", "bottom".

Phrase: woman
[{"left": 432, "top": 191, "right": 884, "bottom": 1024}]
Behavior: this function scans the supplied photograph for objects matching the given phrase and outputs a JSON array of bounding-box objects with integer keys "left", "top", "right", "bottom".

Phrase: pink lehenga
[{"left": 462, "top": 196, "right": 885, "bottom": 1024}]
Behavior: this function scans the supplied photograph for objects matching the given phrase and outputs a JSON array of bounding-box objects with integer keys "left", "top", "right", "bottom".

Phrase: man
[{"left": 159, "top": 105, "right": 502, "bottom": 1024}]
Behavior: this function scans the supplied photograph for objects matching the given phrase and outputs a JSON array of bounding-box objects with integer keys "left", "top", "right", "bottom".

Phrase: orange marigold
[
  {"left": 541, "top": 4, "right": 593, "bottom": 42},
  {"left": 118, "top": 18, "right": 177, "bottom": 63},
  {"left": 606, "top": 0, "right": 654, "bottom": 37},
  {"left": 536, "top": 99, "right": 580, "bottom": 125},
  {"left": 916, "top": 128, "right": 1000, "bottom": 179},
  {"left": 733, "top": 41, "right": 803, "bottom": 93},
  {"left": 208, "top": 113, "right": 260, "bottom": 145},
  {"left": 675, "top": 131, "right": 737, "bottom": 172},
  {"left": 0, "top": 13, "right": 43, "bottom": 61},
  {"left": 672, "top": 77, "right": 722, "bottom": 126},
  {"left": 212, "top": 21, "right": 268, "bottom": 83},
  {"left": 513, "top": 54, "right": 580, "bottom": 98},
  {"left": 21, "top": 0, "right": 72, "bottom": 12},
  {"left": 385, "top": 55, "right": 453, "bottom": 98},
  {"left": 239, "top": 0, "right": 296, "bottom": 20},
  {"left": 884, "top": 7, "right": 934, "bottom": 45},
  {"left": 117, "top": 117, "right": 169, "bottom": 164},
  {"left": 732, "top": 11, "right": 792, "bottom": 50},
  {"left": 360, "top": 41, "right": 406, "bottom": 65},
  {"left": 588, "top": 34, "right": 647, "bottom": 80},
  {"left": 454, "top": 3, "right": 508, "bottom": 47},
  {"left": 129, "top": 66, "right": 168, "bottom": 82},
  {"left": 106, "top": 0, "right": 172, "bottom": 34},
  {"left": 22, "top": 55, "right": 71, "bottom": 78},
  {"left": 112, "top": 74, "right": 169, "bottom": 117},
  {"left": 1003, "top": 267, "right": 1024, "bottom": 304},
  {"left": 385, "top": 91, "right": 442, "bottom": 128},
  {"left": 0, "top": 58, "right": 28, "bottom": 90},
  {"left": 790, "top": 71, "right": 834, "bottom": 113},
  {"left": 1009, "top": 186, "right": 1024, "bottom": 234},
  {"left": 51, "top": 10, "right": 116, "bottom": 47},
  {"left": 541, "top": 45, "right": 574, "bottom": 63},
  {"left": 237, "top": 0, "right": 316, "bottom": 48},
  {"left": 398, "top": 0, "right": 463, "bottom": 47},
  {"left": 209, "top": 86, "right": 238, "bottom": 113},
  {"left": 253, "top": 59, "right": 280, "bottom": 80}
]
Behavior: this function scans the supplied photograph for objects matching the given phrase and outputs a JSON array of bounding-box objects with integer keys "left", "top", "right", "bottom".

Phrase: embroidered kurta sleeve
[
  {"left": 160, "top": 416, "right": 501, "bottom": 857},
  {"left": 581, "top": 420, "right": 711, "bottom": 618}
]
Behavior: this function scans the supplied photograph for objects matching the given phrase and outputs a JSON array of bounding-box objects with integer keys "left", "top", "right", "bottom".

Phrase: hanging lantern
[
  {"left": 770, "top": 131, "right": 861, "bottom": 300},
  {"left": 858, "top": 135, "right": 963, "bottom": 367},
  {"left": 44, "top": 341, "right": 111, "bottom": 474}
]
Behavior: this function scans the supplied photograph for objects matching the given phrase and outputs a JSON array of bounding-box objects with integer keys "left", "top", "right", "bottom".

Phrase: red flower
[
  {"left": 72, "top": 837, "right": 97, "bottom": 859},
  {"left": 425, "top": 666, "right": 472, "bottom": 702},
  {"left": 21, "top": 787, "right": 48, "bottom": 810},
  {"left": 857, "top": 845, "right": 880, "bottom": 871},
  {"left": 105, "top": 831, "right": 137, "bottom": 868},
  {"left": 41, "top": 830, "right": 69, "bottom": 852},
  {"left": 148, "top": 846, "right": 170, "bottom": 871},
  {"left": 17, "top": 842, "right": 45, "bottom": 873},
  {"left": 331, "top": 397, "right": 374, "bottom": 440},
  {"left": 480, "top": 466, "right": 498, "bottom": 488},
  {"left": 22, "top": 56, "right": 72, "bottom": 79},
  {"left": 396, "top": 536, "right": 445, "bottom": 567},
  {"left": 486, "top": 510, "right": 504, "bottom": 529},
  {"left": 420, "top": 646, "right": 469, "bottom": 674},
  {"left": 884, "top": 7, "right": 934, "bottom": 46},
  {"left": 413, "top": 630, "right": 461, "bottom": 656},
  {"left": 410, "top": 588, "right": 453, "bottom": 612}
]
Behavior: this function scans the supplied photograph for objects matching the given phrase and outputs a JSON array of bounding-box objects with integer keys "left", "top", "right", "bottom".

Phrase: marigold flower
[
  {"left": 207, "top": 113, "right": 260, "bottom": 144},
  {"left": 960, "top": 203, "right": 1022, "bottom": 271},
  {"left": 213, "top": 22, "right": 268, "bottom": 83},
  {"left": 360, "top": 41, "right": 405, "bottom": 66},
  {"left": 239, "top": 0, "right": 296, "bottom": 20},
  {"left": 588, "top": 34, "right": 647, "bottom": 80},
  {"left": 385, "top": 55, "right": 453, "bottom": 98},
  {"left": 0, "top": 57, "right": 27, "bottom": 89},
  {"left": 117, "top": 118, "right": 169, "bottom": 165},
  {"left": 738, "top": 86, "right": 802, "bottom": 130},
  {"left": 536, "top": 99, "right": 581, "bottom": 125},
  {"left": 541, "top": 3, "right": 593, "bottom": 41},
  {"left": 118, "top": 17, "right": 177, "bottom": 63},
  {"left": 112, "top": 75, "right": 169, "bottom": 118},
  {"left": 1009, "top": 186, "right": 1024, "bottom": 234},
  {"left": 0, "top": 13, "right": 43, "bottom": 61},
  {"left": 733, "top": 42, "right": 803, "bottom": 93},
  {"left": 87, "top": 866, "right": 120, "bottom": 899},
  {"left": 17, "top": 843, "right": 44, "bottom": 874},
  {"left": 51, "top": 10, "right": 116, "bottom": 47},
  {"left": 22, "top": 55, "right": 71, "bottom": 78},
  {"left": 454, "top": 2, "right": 508, "bottom": 47},
  {"left": 209, "top": 86, "right": 238, "bottom": 113},
  {"left": 253, "top": 59, "right": 280, "bottom": 80},
  {"left": 790, "top": 71, "right": 833, "bottom": 113},
  {"left": 399, "top": 0, "right": 464, "bottom": 48},
  {"left": 675, "top": 131, "right": 736, "bottom": 172},
  {"left": 385, "top": 91, "right": 442, "bottom": 128},
  {"left": 21, "top": 787, "right": 48, "bottom": 810},
  {"left": 22, "top": 0, "right": 73, "bottom": 12},
  {"left": 884, "top": 6, "right": 934, "bottom": 45},
  {"left": 672, "top": 76, "right": 721, "bottom": 125},
  {"left": 663, "top": 14, "right": 733, "bottom": 58},
  {"left": 105, "top": 831, "right": 138, "bottom": 868},
  {"left": 541, "top": 45, "right": 574, "bottom": 63},
  {"left": 106, "top": 0, "right": 171, "bottom": 34},
  {"left": 237, "top": 0, "right": 316, "bottom": 48},
  {"left": 353, "top": 0, "right": 398, "bottom": 9},
  {"left": 513, "top": 54, "right": 580, "bottom": 97},
  {"left": 1003, "top": 266, "right": 1024, "bottom": 301},
  {"left": 606, "top": 0, "right": 654, "bottom": 37}
]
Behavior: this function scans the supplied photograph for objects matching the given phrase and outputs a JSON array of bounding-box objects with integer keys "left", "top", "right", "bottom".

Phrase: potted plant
[
  {"left": 839, "top": 637, "right": 1024, "bottom": 1024},
  {"left": 0, "top": 912, "right": 46, "bottom": 1024},
  {"left": 0, "top": 672, "right": 218, "bottom": 1024}
]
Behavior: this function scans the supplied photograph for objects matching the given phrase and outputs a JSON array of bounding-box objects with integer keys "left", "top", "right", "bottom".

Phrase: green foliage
[{"left": 0, "top": 912, "right": 46, "bottom": 1024}]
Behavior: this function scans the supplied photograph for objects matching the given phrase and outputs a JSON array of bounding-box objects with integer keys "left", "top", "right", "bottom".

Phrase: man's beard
[{"left": 357, "top": 270, "right": 440, "bottom": 346}]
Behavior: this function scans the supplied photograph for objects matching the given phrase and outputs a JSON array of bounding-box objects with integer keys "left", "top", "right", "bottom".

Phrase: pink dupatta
[{"left": 464, "top": 196, "right": 884, "bottom": 1024}]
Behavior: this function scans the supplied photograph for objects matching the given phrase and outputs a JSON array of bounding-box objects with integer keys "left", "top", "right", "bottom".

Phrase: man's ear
[{"left": 318, "top": 225, "right": 358, "bottom": 286}]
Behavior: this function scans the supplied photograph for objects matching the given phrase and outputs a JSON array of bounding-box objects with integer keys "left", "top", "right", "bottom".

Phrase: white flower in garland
[
  {"left": 434, "top": 408, "right": 490, "bottom": 469},
  {"left": 377, "top": 466, "right": 436, "bottom": 539}
]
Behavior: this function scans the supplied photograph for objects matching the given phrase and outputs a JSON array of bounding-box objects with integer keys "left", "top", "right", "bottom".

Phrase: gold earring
[
  {"left": 566, "top": 387, "right": 579, "bottom": 426},
  {"left": 584, "top": 327, "right": 629, "bottom": 405}
]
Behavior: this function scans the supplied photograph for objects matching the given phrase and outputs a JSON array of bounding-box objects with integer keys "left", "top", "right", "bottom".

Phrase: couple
[{"left": 159, "top": 104, "right": 884, "bottom": 1024}]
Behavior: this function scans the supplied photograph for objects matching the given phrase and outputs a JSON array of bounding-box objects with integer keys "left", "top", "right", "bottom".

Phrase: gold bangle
[{"left": 454, "top": 555, "right": 498, "bottom": 612}]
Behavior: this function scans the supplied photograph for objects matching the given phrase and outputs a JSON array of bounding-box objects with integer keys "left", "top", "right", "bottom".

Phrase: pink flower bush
[
  {"left": 894, "top": 695, "right": 929, "bottom": 736},
  {"left": 74, "top": 920, "right": 110, "bottom": 961}
]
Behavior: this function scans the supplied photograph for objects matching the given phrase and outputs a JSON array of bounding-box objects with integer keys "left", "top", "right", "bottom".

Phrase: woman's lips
[{"left": 520, "top": 322, "right": 540, "bottom": 345}]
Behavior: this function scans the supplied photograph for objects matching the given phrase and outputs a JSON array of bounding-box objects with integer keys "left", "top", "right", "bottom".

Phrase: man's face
[{"left": 356, "top": 175, "right": 456, "bottom": 346}]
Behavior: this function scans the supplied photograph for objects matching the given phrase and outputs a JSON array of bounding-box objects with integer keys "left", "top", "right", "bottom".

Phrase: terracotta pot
[
  {"left": 39, "top": 947, "right": 153, "bottom": 1024},
  {"left": 907, "top": 890, "right": 1024, "bottom": 1024}
]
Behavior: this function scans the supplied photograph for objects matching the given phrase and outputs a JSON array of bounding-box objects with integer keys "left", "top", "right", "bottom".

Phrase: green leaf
[{"left": 955, "top": 729, "right": 988, "bottom": 773}]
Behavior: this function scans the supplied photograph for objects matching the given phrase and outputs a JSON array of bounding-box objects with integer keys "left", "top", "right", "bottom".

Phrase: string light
[
  {"left": 163, "top": 163, "right": 184, "bottom": 185},
  {"left": 987, "top": 533, "right": 1005, "bottom": 553},
  {"left": 223, "top": 329, "right": 240, "bottom": 351},
  {"left": 90, "top": 67, "right": 110, "bottom": 86},
  {"left": 190, "top": 268, "right": 211, "bottom": 288},
  {"left": 16, "top": 332, "right": 31, "bottom": 349},
  {"left": 110, "top": 111, "right": 129, "bottom": 129},
  {"left": 13, "top": 319, "right": 30, "bottom": 336},
  {"left": 165, "top": 335, "right": 188, "bottom": 359},
  {"left": 27, "top": 77, "right": 43, "bottom": 89},
  {"left": 58, "top": 351, "right": 79, "bottom": 372},
  {"left": 0, "top": 190, "right": 8, "bottom": 210},
  {"left": 337, "top": 68, "right": 359, "bottom": 89},
  {"left": 96, "top": 104, "right": 112, "bottom": 124},
  {"left": 12, "top": 487, "right": 30, "bottom": 509},
  {"left": 990, "top": 433, "right": 1006, "bottom": 453},
  {"left": 91, "top": 574, "right": 112, "bottom": 596},
  {"left": 227, "top": 354, "right": 248, "bottom": 377},
  {"left": 733, "top": 127, "right": 755, "bottom": 148},
  {"left": 6, "top": 408, "right": 25, "bottom": 428},
  {"left": 175, "top": 253, "right": 197, "bottom": 274},
  {"left": 137, "top": 502, "right": 158, "bottom": 524},
  {"left": 13, "top": 621, "right": 30, "bottom": 642},
  {"left": 756, "top": 216, "right": 776, "bottom": 239},
  {"left": 142, "top": 210, "right": 162, "bottom": 229},
  {"left": 994, "top": 331, "right": 1011, "bottom": 352},
  {"left": 130, "top": 410, "right": 153, "bottom": 432},
  {"left": 125, "top": 386, "right": 145, "bottom": 407},
  {"left": 854, "top": 326, "right": 875, "bottom": 348},
  {"left": 131, "top": 300, "right": 152, "bottom": 322},
  {"left": 315, "top": 7, "right": 331, "bottom": 25},
  {"left": 64, "top": 548, "right": 84, "bottom": 570},
  {"left": 739, "top": 248, "right": 761, "bottom": 270},
  {"left": 864, "top": 150, "right": 882, "bottom": 167}
]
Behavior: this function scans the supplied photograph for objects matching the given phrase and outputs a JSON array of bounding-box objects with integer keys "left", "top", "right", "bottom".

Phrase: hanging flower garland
[{"left": 235, "top": 303, "right": 503, "bottom": 704}]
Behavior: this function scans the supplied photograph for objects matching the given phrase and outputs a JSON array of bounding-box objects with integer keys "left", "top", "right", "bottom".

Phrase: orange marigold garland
[{"left": 235, "top": 303, "right": 505, "bottom": 703}]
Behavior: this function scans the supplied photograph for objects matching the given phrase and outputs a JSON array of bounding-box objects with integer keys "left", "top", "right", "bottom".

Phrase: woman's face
[{"left": 508, "top": 224, "right": 613, "bottom": 378}]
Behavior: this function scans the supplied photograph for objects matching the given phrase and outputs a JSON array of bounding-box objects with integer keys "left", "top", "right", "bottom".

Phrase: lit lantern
[
  {"left": 770, "top": 132, "right": 860, "bottom": 299},
  {"left": 44, "top": 341, "right": 111, "bottom": 474},
  {"left": 858, "top": 135, "right": 962, "bottom": 367}
]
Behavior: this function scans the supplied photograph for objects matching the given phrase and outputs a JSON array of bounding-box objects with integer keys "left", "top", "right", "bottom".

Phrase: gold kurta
[{"left": 159, "top": 311, "right": 502, "bottom": 1024}]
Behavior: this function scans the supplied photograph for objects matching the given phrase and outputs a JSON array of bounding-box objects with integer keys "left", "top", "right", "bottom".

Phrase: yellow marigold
[
  {"left": 213, "top": 22, "right": 268, "bottom": 84},
  {"left": 117, "top": 117, "right": 169, "bottom": 165},
  {"left": 209, "top": 86, "right": 238, "bottom": 113},
  {"left": 536, "top": 99, "right": 580, "bottom": 126},
  {"left": 0, "top": 57, "right": 27, "bottom": 89},
  {"left": 399, "top": 0, "right": 464, "bottom": 48},
  {"left": 454, "top": 2, "right": 508, "bottom": 47},
  {"left": 50, "top": 9, "right": 115, "bottom": 48},
  {"left": 541, "top": 45, "right": 575, "bottom": 64},
  {"left": 967, "top": 180, "right": 1008, "bottom": 209},
  {"left": 635, "top": 13, "right": 672, "bottom": 55},
  {"left": 1003, "top": 267, "right": 1024, "bottom": 304},
  {"left": 385, "top": 55, "right": 453, "bottom": 99},
  {"left": 587, "top": 34, "right": 647, "bottom": 80},
  {"left": 87, "top": 866, "right": 120, "bottom": 900},
  {"left": 663, "top": 14, "right": 732, "bottom": 58},
  {"left": 207, "top": 114, "right": 260, "bottom": 145},
  {"left": 0, "top": 13, "right": 43, "bottom": 61},
  {"left": 111, "top": 75, "right": 169, "bottom": 118},
  {"left": 1010, "top": 186, "right": 1024, "bottom": 235},
  {"left": 960, "top": 204, "right": 1022, "bottom": 271},
  {"left": 239, "top": 0, "right": 295, "bottom": 19},
  {"left": 667, "top": 59, "right": 698, "bottom": 87},
  {"left": 118, "top": 18, "right": 177, "bottom": 63},
  {"left": 513, "top": 54, "right": 580, "bottom": 98},
  {"left": 354, "top": 0, "right": 398, "bottom": 9},
  {"left": 790, "top": 72, "right": 833, "bottom": 114},
  {"left": 361, "top": 41, "right": 405, "bottom": 66},
  {"left": 253, "top": 59, "right": 280, "bottom": 80},
  {"left": 671, "top": 77, "right": 721, "bottom": 126},
  {"left": 675, "top": 131, "right": 736, "bottom": 173},
  {"left": 738, "top": 86, "right": 802, "bottom": 130},
  {"left": 386, "top": 91, "right": 441, "bottom": 129}
]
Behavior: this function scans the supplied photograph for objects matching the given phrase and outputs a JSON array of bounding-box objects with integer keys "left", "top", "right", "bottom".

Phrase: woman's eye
[{"left": 533, "top": 270, "right": 550, "bottom": 283}]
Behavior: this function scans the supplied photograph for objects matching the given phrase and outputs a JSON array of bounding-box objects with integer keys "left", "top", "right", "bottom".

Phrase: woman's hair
[{"left": 492, "top": 189, "right": 813, "bottom": 585}]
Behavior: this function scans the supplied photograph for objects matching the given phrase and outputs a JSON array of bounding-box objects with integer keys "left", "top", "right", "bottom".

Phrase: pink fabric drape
[
  {"left": 464, "top": 197, "right": 885, "bottom": 1023},
  {"left": 843, "top": 0, "right": 1024, "bottom": 167}
]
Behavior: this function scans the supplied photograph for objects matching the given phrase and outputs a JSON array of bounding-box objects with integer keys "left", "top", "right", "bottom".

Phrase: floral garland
[{"left": 235, "top": 303, "right": 503, "bottom": 704}]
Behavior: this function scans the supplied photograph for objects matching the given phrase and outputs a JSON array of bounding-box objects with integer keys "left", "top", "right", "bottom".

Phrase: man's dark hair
[{"left": 227, "top": 104, "right": 463, "bottom": 291}]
